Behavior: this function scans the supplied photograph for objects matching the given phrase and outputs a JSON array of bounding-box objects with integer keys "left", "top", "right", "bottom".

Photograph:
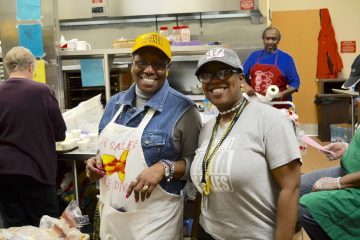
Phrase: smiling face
[
  {"left": 200, "top": 62, "right": 244, "bottom": 112},
  {"left": 131, "top": 47, "right": 170, "bottom": 96},
  {"left": 263, "top": 28, "right": 280, "bottom": 53}
]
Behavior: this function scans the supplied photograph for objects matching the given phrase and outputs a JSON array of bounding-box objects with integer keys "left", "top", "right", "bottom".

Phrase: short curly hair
[{"left": 4, "top": 46, "right": 36, "bottom": 74}]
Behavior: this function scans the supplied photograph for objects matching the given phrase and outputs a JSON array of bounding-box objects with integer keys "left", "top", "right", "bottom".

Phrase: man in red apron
[
  {"left": 242, "top": 27, "right": 300, "bottom": 105},
  {"left": 86, "top": 32, "right": 201, "bottom": 239}
]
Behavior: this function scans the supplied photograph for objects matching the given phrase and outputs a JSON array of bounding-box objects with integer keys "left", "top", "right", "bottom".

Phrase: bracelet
[
  {"left": 160, "top": 159, "right": 175, "bottom": 182},
  {"left": 336, "top": 177, "right": 342, "bottom": 189},
  {"left": 159, "top": 161, "right": 168, "bottom": 176}
]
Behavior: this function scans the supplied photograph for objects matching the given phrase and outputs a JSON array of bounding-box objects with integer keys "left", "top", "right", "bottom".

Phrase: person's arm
[
  {"left": 340, "top": 171, "right": 360, "bottom": 188},
  {"left": 284, "top": 55, "right": 300, "bottom": 95},
  {"left": 264, "top": 111, "right": 302, "bottom": 240},
  {"left": 312, "top": 171, "right": 360, "bottom": 191},
  {"left": 276, "top": 86, "right": 297, "bottom": 99},
  {"left": 174, "top": 105, "right": 202, "bottom": 180},
  {"left": 271, "top": 160, "right": 301, "bottom": 240}
]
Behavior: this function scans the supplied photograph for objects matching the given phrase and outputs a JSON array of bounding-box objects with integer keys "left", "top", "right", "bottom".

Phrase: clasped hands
[{"left": 85, "top": 155, "right": 164, "bottom": 202}]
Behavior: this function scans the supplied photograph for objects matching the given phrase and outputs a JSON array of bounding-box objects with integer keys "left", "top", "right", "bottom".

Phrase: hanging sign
[
  {"left": 240, "top": 0, "right": 254, "bottom": 10},
  {"left": 341, "top": 41, "right": 356, "bottom": 53}
]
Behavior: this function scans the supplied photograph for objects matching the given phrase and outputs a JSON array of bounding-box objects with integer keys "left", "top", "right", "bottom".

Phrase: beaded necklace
[
  {"left": 218, "top": 101, "right": 243, "bottom": 115},
  {"left": 201, "top": 97, "right": 248, "bottom": 195}
]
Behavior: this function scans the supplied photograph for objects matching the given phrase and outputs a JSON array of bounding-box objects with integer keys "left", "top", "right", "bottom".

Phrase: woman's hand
[
  {"left": 312, "top": 177, "right": 341, "bottom": 191},
  {"left": 86, "top": 155, "right": 105, "bottom": 181},
  {"left": 126, "top": 163, "right": 164, "bottom": 202},
  {"left": 322, "top": 142, "right": 348, "bottom": 160}
]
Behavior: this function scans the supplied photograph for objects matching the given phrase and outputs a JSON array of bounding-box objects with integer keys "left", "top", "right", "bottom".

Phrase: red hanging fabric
[{"left": 316, "top": 8, "right": 343, "bottom": 79}]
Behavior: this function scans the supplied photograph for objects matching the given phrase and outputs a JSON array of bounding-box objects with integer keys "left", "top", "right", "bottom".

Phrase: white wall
[{"left": 270, "top": 0, "right": 360, "bottom": 78}]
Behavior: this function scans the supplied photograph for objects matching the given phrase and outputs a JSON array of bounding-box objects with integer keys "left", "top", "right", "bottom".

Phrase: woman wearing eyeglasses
[
  {"left": 190, "top": 47, "right": 302, "bottom": 239},
  {"left": 85, "top": 32, "right": 201, "bottom": 239}
]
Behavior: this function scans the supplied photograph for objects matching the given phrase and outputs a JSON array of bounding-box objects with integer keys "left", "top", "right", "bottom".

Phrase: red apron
[{"left": 250, "top": 50, "right": 288, "bottom": 102}]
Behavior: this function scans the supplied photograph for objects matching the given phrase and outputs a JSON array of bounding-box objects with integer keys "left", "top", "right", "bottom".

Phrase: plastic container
[
  {"left": 180, "top": 25, "right": 190, "bottom": 42},
  {"left": 159, "top": 26, "right": 169, "bottom": 38},
  {"left": 172, "top": 26, "right": 181, "bottom": 43}
]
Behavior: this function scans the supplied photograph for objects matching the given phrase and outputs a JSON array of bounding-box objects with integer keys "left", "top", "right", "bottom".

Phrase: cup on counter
[
  {"left": 76, "top": 41, "right": 91, "bottom": 51},
  {"left": 71, "top": 129, "right": 82, "bottom": 138}
]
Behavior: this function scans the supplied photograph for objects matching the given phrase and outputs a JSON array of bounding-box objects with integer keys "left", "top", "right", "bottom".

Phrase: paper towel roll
[
  {"left": 265, "top": 85, "right": 280, "bottom": 101},
  {"left": 253, "top": 85, "right": 279, "bottom": 103}
]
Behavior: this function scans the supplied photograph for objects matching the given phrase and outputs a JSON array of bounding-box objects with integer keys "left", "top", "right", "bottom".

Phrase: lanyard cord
[{"left": 201, "top": 97, "right": 248, "bottom": 195}]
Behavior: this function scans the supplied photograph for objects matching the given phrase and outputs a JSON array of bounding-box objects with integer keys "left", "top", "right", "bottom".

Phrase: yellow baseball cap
[{"left": 131, "top": 32, "right": 171, "bottom": 60}]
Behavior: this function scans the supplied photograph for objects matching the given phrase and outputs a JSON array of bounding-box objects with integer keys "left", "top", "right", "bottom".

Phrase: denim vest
[{"left": 99, "top": 80, "right": 196, "bottom": 194}]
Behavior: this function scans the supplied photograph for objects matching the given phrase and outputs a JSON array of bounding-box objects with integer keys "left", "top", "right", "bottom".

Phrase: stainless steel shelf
[
  {"left": 60, "top": 45, "right": 229, "bottom": 59},
  {"left": 60, "top": 45, "right": 228, "bottom": 101}
]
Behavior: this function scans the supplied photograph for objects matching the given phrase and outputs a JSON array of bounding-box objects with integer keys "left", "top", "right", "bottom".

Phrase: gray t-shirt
[{"left": 190, "top": 101, "right": 301, "bottom": 240}]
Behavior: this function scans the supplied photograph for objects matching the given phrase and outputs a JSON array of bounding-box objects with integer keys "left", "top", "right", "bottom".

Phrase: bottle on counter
[
  {"left": 180, "top": 25, "right": 191, "bottom": 42},
  {"left": 172, "top": 26, "right": 181, "bottom": 43},
  {"left": 159, "top": 26, "right": 169, "bottom": 38}
]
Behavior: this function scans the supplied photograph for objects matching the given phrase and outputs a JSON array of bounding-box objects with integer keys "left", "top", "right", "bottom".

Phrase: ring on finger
[
  {"left": 133, "top": 179, "right": 139, "bottom": 184},
  {"left": 142, "top": 185, "right": 149, "bottom": 191}
]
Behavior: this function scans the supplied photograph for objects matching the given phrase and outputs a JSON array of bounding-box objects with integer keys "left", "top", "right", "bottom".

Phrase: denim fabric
[
  {"left": 298, "top": 206, "right": 332, "bottom": 240},
  {"left": 99, "top": 80, "right": 195, "bottom": 194},
  {"left": 299, "top": 166, "right": 345, "bottom": 197}
]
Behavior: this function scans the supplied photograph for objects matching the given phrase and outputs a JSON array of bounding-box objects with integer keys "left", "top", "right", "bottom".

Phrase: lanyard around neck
[{"left": 201, "top": 98, "right": 248, "bottom": 195}]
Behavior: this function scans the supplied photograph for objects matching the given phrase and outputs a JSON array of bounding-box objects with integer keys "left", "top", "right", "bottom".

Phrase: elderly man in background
[
  {"left": 242, "top": 26, "right": 300, "bottom": 103},
  {"left": 0, "top": 46, "right": 66, "bottom": 227}
]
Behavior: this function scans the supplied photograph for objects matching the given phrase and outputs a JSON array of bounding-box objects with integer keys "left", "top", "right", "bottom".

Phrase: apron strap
[
  {"left": 110, "top": 105, "right": 125, "bottom": 123},
  {"left": 137, "top": 108, "right": 156, "bottom": 129}
]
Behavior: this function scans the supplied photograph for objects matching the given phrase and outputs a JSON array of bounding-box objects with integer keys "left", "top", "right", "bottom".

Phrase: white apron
[{"left": 98, "top": 105, "right": 183, "bottom": 240}]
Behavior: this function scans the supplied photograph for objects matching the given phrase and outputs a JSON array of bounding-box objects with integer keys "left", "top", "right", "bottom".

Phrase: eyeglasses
[
  {"left": 133, "top": 60, "right": 169, "bottom": 71},
  {"left": 197, "top": 69, "right": 240, "bottom": 83}
]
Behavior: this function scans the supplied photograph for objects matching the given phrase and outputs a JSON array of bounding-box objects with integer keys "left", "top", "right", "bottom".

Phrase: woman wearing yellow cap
[{"left": 86, "top": 32, "right": 201, "bottom": 239}]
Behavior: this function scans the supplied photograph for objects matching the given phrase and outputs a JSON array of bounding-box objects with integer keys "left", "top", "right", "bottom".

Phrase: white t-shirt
[{"left": 190, "top": 101, "right": 301, "bottom": 240}]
